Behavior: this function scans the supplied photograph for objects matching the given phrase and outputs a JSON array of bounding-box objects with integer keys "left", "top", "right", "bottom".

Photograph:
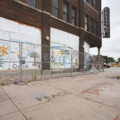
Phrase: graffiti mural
[
  {"left": 51, "top": 45, "right": 71, "bottom": 69},
  {"left": 50, "top": 27, "right": 79, "bottom": 69},
  {"left": 22, "top": 44, "right": 41, "bottom": 69},
  {"left": 0, "top": 41, "right": 41, "bottom": 70},
  {"left": 51, "top": 28, "right": 79, "bottom": 69},
  {"left": 0, "top": 17, "right": 41, "bottom": 71},
  {"left": 0, "top": 41, "right": 9, "bottom": 70},
  {"left": 50, "top": 45, "right": 79, "bottom": 69}
]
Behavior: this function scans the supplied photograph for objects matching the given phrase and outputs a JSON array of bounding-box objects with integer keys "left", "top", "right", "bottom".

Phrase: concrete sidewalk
[{"left": 0, "top": 67, "right": 120, "bottom": 120}]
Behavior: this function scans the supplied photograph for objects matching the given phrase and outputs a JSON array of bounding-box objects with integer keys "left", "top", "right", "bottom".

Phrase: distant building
[{"left": 0, "top": 0, "right": 102, "bottom": 71}]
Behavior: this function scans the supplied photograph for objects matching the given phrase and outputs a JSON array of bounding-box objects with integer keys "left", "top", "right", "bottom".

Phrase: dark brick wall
[
  {"left": 84, "top": 2, "right": 99, "bottom": 21},
  {"left": 0, "top": 0, "right": 42, "bottom": 28},
  {"left": 42, "top": 14, "right": 51, "bottom": 70}
]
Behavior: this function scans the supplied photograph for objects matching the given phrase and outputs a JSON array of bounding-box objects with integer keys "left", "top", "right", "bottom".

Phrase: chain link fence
[{"left": 0, "top": 39, "right": 104, "bottom": 84}]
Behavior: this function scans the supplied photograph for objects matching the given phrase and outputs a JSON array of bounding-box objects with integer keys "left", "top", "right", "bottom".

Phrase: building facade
[{"left": 0, "top": 0, "right": 102, "bottom": 71}]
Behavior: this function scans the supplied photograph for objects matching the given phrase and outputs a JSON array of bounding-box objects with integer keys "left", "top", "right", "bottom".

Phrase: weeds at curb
[
  {"left": 0, "top": 80, "right": 9, "bottom": 86},
  {"left": 117, "top": 76, "right": 120, "bottom": 79}
]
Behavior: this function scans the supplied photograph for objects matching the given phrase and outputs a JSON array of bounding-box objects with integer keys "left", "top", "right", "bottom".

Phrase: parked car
[{"left": 104, "top": 63, "right": 111, "bottom": 68}]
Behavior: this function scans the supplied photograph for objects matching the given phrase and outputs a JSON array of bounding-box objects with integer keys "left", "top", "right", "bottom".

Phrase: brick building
[{"left": 0, "top": 0, "right": 102, "bottom": 71}]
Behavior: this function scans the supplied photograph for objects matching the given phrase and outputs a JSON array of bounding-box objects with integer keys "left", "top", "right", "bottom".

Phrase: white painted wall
[
  {"left": 50, "top": 27, "right": 79, "bottom": 69},
  {"left": 84, "top": 42, "right": 90, "bottom": 70},
  {"left": 0, "top": 17, "right": 41, "bottom": 70},
  {"left": 50, "top": 28, "right": 79, "bottom": 51},
  {"left": 84, "top": 42, "right": 90, "bottom": 54},
  {"left": 0, "top": 17, "right": 41, "bottom": 44}
]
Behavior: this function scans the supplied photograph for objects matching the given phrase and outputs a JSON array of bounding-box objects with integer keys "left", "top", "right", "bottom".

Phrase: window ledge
[{"left": 84, "top": 1, "right": 100, "bottom": 14}]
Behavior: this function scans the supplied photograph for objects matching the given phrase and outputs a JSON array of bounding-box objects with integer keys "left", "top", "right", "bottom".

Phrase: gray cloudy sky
[{"left": 91, "top": 0, "right": 120, "bottom": 60}]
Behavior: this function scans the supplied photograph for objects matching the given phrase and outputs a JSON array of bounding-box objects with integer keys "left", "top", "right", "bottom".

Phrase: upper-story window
[
  {"left": 72, "top": 7, "right": 76, "bottom": 25},
  {"left": 93, "top": 0, "right": 97, "bottom": 10},
  {"left": 89, "top": 0, "right": 93, "bottom": 6},
  {"left": 84, "top": 0, "right": 98, "bottom": 10},
  {"left": 90, "top": 18, "right": 93, "bottom": 33},
  {"left": 27, "top": 0, "right": 36, "bottom": 7},
  {"left": 85, "top": 15, "right": 88, "bottom": 31},
  {"left": 63, "top": 3, "right": 68, "bottom": 22},
  {"left": 53, "top": 0, "right": 59, "bottom": 18},
  {"left": 94, "top": 21, "right": 98, "bottom": 35},
  {"left": 84, "top": 0, "right": 89, "bottom": 3}
]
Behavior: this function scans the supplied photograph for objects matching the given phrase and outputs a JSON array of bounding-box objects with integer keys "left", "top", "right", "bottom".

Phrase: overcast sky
[{"left": 90, "top": 0, "right": 120, "bottom": 60}]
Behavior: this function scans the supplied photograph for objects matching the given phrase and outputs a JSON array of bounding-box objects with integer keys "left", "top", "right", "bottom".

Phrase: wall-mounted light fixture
[{"left": 46, "top": 36, "right": 50, "bottom": 41}]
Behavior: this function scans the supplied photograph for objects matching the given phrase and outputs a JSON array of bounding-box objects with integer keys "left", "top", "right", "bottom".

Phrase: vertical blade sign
[{"left": 103, "top": 7, "right": 110, "bottom": 38}]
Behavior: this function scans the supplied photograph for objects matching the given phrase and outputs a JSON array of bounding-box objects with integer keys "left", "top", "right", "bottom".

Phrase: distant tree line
[
  {"left": 118, "top": 58, "right": 120, "bottom": 62},
  {"left": 103, "top": 56, "right": 115, "bottom": 63}
]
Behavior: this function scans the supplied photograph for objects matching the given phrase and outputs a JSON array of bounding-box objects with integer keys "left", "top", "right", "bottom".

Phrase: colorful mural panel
[
  {"left": 0, "top": 17, "right": 41, "bottom": 71},
  {"left": 0, "top": 41, "right": 9, "bottom": 70},
  {"left": 50, "top": 28, "right": 79, "bottom": 69}
]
